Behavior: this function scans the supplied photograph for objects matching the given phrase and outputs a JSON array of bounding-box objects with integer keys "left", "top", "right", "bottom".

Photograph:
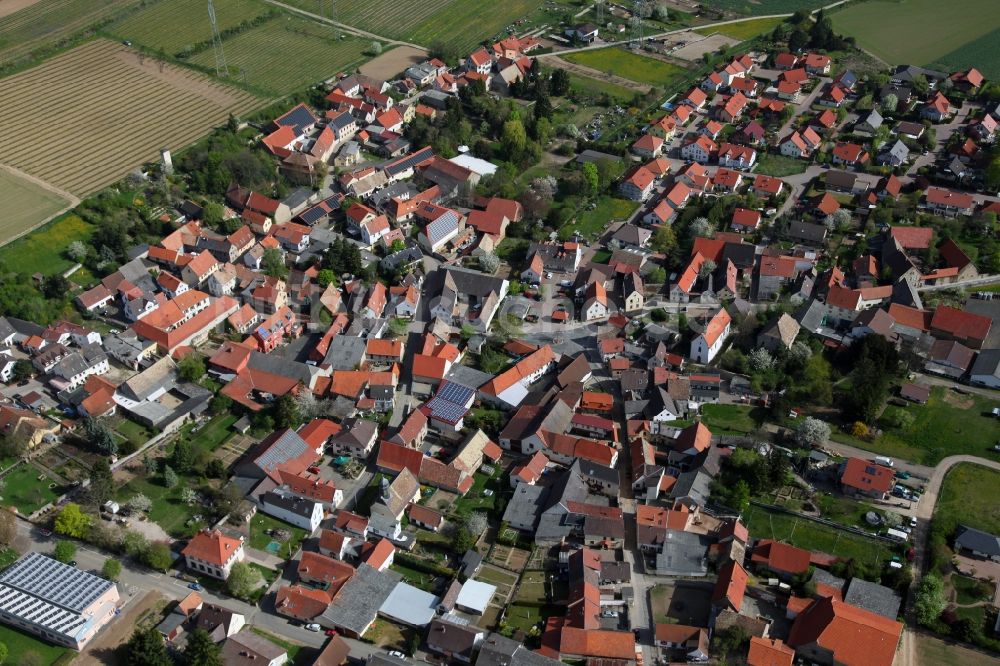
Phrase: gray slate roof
[
  {"left": 320, "top": 564, "right": 401, "bottom": 635},
  {"left": 843, "top": 578, "right": 901, "bottom": 619},
  {"left": 955, "top": 524, "right": 1000, "bottom": 557}
]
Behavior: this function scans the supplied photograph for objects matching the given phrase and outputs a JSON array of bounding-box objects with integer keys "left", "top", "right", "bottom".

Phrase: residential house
[
  {"left": 840, "top": 457, "right": 895, "bottom": 499},
  {"left": 690, "top": 308, "right": 732, "bottom": 364},
  {"left": 182, "top": 529, "right": 245, "bottom": 580}
]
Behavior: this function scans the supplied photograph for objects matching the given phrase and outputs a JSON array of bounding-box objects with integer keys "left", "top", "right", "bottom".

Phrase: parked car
[
  {"left": 325, "top": 629, "right": 338, "bottom": 636},
  {"left": 388, "top": 651, "right": 406, "bottom": 658},
  {"left": 188, "top": 582, "right": 203, "bottom": 591},
  {"left": 909, "top": 516, "right": 918, "bottom": 528},
  {"left": 305, "top": 623, "right": 321, "bottom": 632}
]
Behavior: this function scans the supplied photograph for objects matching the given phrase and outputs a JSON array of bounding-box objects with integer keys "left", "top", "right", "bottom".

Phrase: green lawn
[
  {"left": 0, "top": 463, "right": 62, "bottom": 515},
  {"left": 694, "top": 16, "right": 785, "bottom": 40},
  {"left": 700, "top": 404, "right": 766, "bottom": 435},
  {"left": 390, "top": 562, "right": 437, "bottom": 592},
  {"left": 559, "top": 197, "right": 638, "bottom": 241},
  {"left": 814, "top": 494, "right": 878, "bottom": 530},
  {"left": 0, "top": 213, "right": 92, "bottom": 278},
  {"left": 502, "top": 603, "right": 561, "bottom": 635},
  {"left": 830, "top": 0, "right": 1000, "bottom": 66},
  {"left": 952, "top": 574, "right": 992, "bottom": 605},
  {"left": 562, "top": 48, "right": 689, "bottom": 88},
  {"left": 184, "top": 413, "right": 239, "bottom": 456},
  {"left": 565, "top": 71, "right": 637, "bottom": 102},
  {"left": 0, "top": 623, "right": 69, "bottom": 665},
  {"left": 755, "top": 153, "right": 809, "bottom": 177},
  {"left": 477, "top": 567, "right": 517, "bottom": 587},
  {"left": 744, "top": 504, "right": 897, "bottom": 569},
  {"left": 875, "top": 387, "right": 1000, "bottom": 465},
  {"left": 248, "top": 513, "right": 307, "bottom": 556},
  {"left": 454, "top": 466, "right": 504, "bottom": 515},
  {"left": 934, "top": 463, "right": 1000, "bottom": 538},
  {"left": 117, "top": 475, "right": 207, "bottom": 538},
  {"left": 114, "top": 418, "right": 155, "bottom": 448}
]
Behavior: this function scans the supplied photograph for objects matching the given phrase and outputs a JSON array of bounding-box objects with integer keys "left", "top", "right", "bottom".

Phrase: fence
[{"left": 749, "top": 500, "right": 900, "bottom": 545}]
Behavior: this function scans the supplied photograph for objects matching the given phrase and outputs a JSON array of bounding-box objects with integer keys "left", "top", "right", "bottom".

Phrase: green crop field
[
  {"left": 282, "top": 0, "right": 545, "bottom": 54},
  {"left": 0, "top": 170, "right": 72, "bottom": 246},
  {"left": 189, "top": 15, "right": 368, "bottom": 95},
  {"left": 695, "top": 16, "right": 785, "bottom": 41},
  {"left": 929, "top": 27, "right": 1000, "bottom": 80},
  {"left": 563, "top": 48, "right": 689, "bottom": 88},
  {"left": 0, "top": 213, "right": 91, "bottom": 276},
  {"left": 0, "top": 0, "right": 138, "bottom": 63},
  {"left": 109, "top": 0, "right": 273, "bottom": 56},
  {"left": 831, "top": 0, "right": 1000, "bottom": 68},
  {"left": 706, "top": 0, "right": 828, "bottom": 16}
]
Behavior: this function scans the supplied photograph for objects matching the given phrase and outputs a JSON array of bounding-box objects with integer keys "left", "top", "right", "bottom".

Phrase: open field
[
  {"left": 831, "top": 0, "right": 1000, "bottom": 67},
  {"left": 915, "top": 631, "right": 997, "bottom": 666},
  {"left": 929, "top": 27, "right": 1000, "bottom": 80},
  {"left": 359, "top": 44, "right": 426, "bottom": 80},
  {"left": 755, "top": 153, "right": 810, "bottom": 177},
  {"left": 0, "top": 213, "right": 91, "bottom": 276},
  {"left": 565, "top": 72, "right": 636, "bottom": 102},
  {"left": 708, "top": 0, "right": 828, "bottom": 16},
  {"left": 562, "top": 47, "right": 689, "bottom": 88},
  {"left": 108, "top": 0, "right": 273, "bottom": 55},
  {"left": 934, "top": 463, "right": 1000, "bottom": 537},
  {"left": 559, "top": 197, "right": 639, "bottom": 241},
  {"left": 189, "top": 15, "right": 368, "bottom": 96},
  {"left": 0, "top": 39, "right": 260, "bottom": 197},
  {"left": 282, "top": 0, "right": 544, "bottom": 54},
  {"left": 0, "top": 168, "right": 72, "bottom": 245},
  {"left": 744, "top": 504, "right": 897, "bottom": 569},
  {"left": 0, "top": 0, "right": 137, "bottom": 64},
  {"left": 694, "top": 16, "right": 785, "bottom": 41},
  {"left": 874, "top": 387, "right": 1000, "bottom": 465}
]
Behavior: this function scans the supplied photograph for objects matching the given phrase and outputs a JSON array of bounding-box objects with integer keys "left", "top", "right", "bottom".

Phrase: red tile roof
[
  {"left": 558, "top": 626, "right": 636, "bottom": 660},
  {"left": 751, "top": 539, "right": 811, "bottom": 575},
  {"left": 840, "top": 457, "right": 894, "bottom": 494},
  {"left": 731, "top": 207, "right": 761, "bottom": 230},
  {"left": 931, "top": 305, "right": 992, "bottom": 342},
  {"left": 712, "top": 560, "right": 748, "bottom": 611},
  {"left": 182, "top": 529, "right": 242, "bottom": 566},
  {"left": 748, "top": 637, "right": 795, "bottom": 666},
  {"left": 376, "top": 440, "right": 424, "bottom": 475},
  {"left": 298, "top": 551, "right": 355, "bottom": 597},
  {"left": 889, "top": 226, "right": 933, "bottom": 249},
  {"left": 787, "top": 596, "right": 903, "bottom": 666}
]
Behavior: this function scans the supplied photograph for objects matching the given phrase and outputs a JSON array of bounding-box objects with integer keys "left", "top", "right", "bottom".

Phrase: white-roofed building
[
  {"left": 454, "top": 579, "right": 496, "bottom": 615},
  {"left": 0, "top": 552, "right": 120, "bottom": 649},
  {"left": 378, "top": 582, "right": 439, "bottom": 627},
  {"left": 448, "top": 153, "right": 498, "bottom": 177}
]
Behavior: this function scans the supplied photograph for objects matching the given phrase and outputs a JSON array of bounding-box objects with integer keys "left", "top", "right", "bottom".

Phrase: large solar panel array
[
  {"left": 427, "top": 211, "right": 459, "bottom": 245},
  {"left": 0, "top": 584, "right": 88, "bottom": 640},
  {"left": 425, "top": 396, "right": 469, "bottom": 425},
  {"left": 0, "top": 552, "right": 113, "bottom": 613},
  {"left": 437, "top": 381, "right": 475, "bottom": 407},
  {"left": 275, "top": 105, "right": 318, "bottom": 136}
]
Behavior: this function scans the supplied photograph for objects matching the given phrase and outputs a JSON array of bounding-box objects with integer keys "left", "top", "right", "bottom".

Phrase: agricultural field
[
  {"left": 831, "top": 0, "right": 1000, "bottom": 69},
  {"left": 0, "top": 0, "right": 137, "bottom": 64},
  {"left": 0, "top": 213, "right": 92, "bottom": 278},
  {"left": 189, "top": 15, "right": 369, "bottom": 96},
  {"left": 929, "top": 27, "right": 1000, "bottom": 80},
  {"left": 108, "top": 0, "right": 273, "bottom": 56},
  {"left": 707, "top": 0, "right": 829, "bottom": 16},
  {"left": 0, "top": 39, "right": 260, "bottom": 197},
  {"left": 562, "top": 48, "right": 690, "bottom": 89},
  {"left": 0, "top": 169, "right": 73, "bottom": 245},
  {"left": 283, "top": 0, "right": 545, "bottom": 54},
  {"left": 694, "top": 16, "right": 785, "bottom": 41}
]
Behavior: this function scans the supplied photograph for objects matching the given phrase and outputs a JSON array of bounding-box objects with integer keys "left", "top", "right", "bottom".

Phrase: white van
[
  {"left": 885, "top": 528, "right": 908, "bottom": 542},
  {"left": 874, "top": 456, "right": 894, "bottom": 468}
]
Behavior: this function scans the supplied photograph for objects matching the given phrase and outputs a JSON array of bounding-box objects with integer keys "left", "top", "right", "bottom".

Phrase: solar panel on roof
[
  {"left": 437, "top": 381, "right": 475, "bottom": 405},
  {"left": 425, "top": 396, "right": 469, "bottom": 424}
]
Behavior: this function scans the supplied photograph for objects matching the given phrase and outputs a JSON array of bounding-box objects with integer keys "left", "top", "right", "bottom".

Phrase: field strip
[
  {"left": 547, "top": 56, "right": 650, "bottom": 93},
  {"left": 0, "top": 163, "right": 79, "bottom": 206},
  {"left": 263, "top": 0, "right": 425, "bottom": 48}
]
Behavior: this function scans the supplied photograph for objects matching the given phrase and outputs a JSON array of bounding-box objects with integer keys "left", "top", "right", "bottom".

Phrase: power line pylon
[{"left": 208, "top": 0, "right": 228, "bottom": 77}]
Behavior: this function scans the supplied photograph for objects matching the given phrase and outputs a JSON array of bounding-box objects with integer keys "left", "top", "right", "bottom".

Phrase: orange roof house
[
  {"left": 840, "top": 457, "right": 894, "bottom": 498},
  {"left": 182, "top": 529, "right": 244, "bottom": 568},
  {"left": 787, "top": 596, "right": 903, "bottom": 666},
  {"left": 747, "top": 637, "right": 795, "bottom": 666},
  {"left": 750, "top": 539, "right": 811, "bottom": 577},
  {"left": 713, "top": 560, "right": 749, "bottom": 611}
]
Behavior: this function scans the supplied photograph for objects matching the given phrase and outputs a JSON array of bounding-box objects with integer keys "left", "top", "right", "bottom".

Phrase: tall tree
[
  {"left": 123, "top": 627, "right": 172, "bottom": 666},
  {"left": 184, "top": 629, "right": 222, "bottom": 666}
]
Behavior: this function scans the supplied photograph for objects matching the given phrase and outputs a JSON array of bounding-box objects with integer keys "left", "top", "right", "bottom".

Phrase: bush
[{"left": 54, "top": 540, "right": 76, "bottom": 564}]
